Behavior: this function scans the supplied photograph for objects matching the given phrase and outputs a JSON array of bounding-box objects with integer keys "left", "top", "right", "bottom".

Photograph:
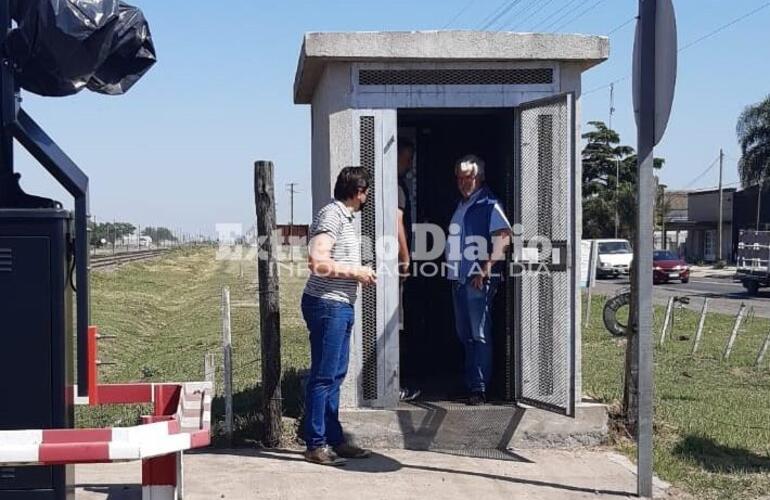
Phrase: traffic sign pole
[{"left": 636, "top": 0, "right": 657, "bottom": 497}]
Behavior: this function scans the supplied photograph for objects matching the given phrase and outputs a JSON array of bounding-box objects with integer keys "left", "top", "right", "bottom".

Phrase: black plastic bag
[
  {"left": 7, "top": 0, "right": 121, "bottom": 96},
  {"left": 6, "top": 0, "right": 156, "bottom": 97},
  {"left": 87, "top": 3, "right": 156, "bottom": 95}
]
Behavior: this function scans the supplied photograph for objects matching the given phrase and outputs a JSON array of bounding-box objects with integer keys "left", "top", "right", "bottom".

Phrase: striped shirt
[{"left": 303, "top": 200, "right": 361, "bottom": 304}]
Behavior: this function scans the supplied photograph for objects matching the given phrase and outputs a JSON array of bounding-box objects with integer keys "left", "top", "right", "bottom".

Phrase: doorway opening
[{"left": 397, "top": 108, "right": 515, "bottom": 402}]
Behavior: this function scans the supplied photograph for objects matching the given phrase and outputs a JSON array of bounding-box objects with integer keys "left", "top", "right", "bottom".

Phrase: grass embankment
[
  {"left": 78, "top": 246, "right": 310, "bottom": 443},
  {"left": 83, "top": 247, "right": 770, "bottom": 498},
  {"left": 583, "top": 293, "right": 770, "bottom": 499}
]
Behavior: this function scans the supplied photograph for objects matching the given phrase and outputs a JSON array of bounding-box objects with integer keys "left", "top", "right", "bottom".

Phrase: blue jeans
[
  {"left": 301, "top": 293, "right": 354, "bottom": 450},
  {"left": 451, "top": 280, "right": 499, "bottom": 393}
]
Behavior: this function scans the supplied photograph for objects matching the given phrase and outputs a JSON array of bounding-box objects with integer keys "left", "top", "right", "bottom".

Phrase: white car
[{"left": 594, "top": 239, "right": 633, "bottom": 278}]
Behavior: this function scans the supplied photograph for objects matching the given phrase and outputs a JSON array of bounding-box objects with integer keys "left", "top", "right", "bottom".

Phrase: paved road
[{"left": 592, "top": 275, "right": 770, "bottom": 318}]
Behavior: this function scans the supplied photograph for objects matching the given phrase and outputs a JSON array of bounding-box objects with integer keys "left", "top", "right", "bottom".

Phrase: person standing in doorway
[
  {"left": 445, "top": 155, "right": 512, "bottom": 406},
  {"left": 302, "top": 167, "right": 376, "bottom": 466},
  {"left": 397, "top": 137, "right": 421, "bottom": 402}
]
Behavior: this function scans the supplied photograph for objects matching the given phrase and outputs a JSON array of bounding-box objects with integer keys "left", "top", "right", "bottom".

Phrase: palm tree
[{"left": 737, "top": 95, "right": 770, "bottom": 186}]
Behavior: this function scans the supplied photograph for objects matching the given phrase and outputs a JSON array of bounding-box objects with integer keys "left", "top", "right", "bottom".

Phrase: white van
[{"left": 594, "top": 239, "right": 633, "bottom": 278}]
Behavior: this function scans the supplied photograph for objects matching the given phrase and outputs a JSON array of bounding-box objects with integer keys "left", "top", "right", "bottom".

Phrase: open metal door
[
  {"left": 352, "top": 109, "right": 399, "bottom": 409},
  {"left": 514, "top": 93, "right": 577, "bottom": 416}
]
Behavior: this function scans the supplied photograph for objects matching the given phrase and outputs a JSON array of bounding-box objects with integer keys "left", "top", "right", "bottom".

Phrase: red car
[{"left": 653, "top": 250, "right": 690, "bottom": 284}]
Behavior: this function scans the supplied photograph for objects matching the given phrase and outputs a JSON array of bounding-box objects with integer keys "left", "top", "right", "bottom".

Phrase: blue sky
[{"left": 14, "top": 0, "right": 770, "bottom": 232}]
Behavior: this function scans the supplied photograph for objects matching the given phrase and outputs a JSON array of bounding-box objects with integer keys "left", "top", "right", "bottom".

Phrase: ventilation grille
[
  {"left": 359, "top": 68, "right": 553, "bottom": 86},
  {"left": 360, "top": 116, "right": 378, "bottom": 401},
  {"left": 0, "top": 248, "right": 11, "bottom": 273}
]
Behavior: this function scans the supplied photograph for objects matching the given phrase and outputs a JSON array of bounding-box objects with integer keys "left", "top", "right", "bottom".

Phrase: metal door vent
[
  {"left": 360, "top": 116, "right": 378, "bottom": 401},
  {"left": 359, "top": 68, "right": 553, "bottom": 86},
  {"left": 0, "top": 248, "right": 11, "bottom": 273}
]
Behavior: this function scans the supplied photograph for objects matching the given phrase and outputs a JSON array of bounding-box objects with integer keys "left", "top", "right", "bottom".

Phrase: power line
[
  {"left": 541, "top": 0, "right": 590, "bottom": 32},
  {"left": 679, "top": 0, "right": 770, "bottom": 53},
  {"left": 584, "top": 75, "right": 629, "bottom": 97},
  {"left": 553, "top": 0, "right": 608, "bottom": 32},
  {"left": 682, "top": 156, "right": 721, "bottom": 190},
  {"left": 442, "top": 0, "right": 477, "bottom": 29},
  {"left": 498, "top": 0, "right": 541, "bottom": 32},
  {"left": 508, "top": 0, "right": 557, "bottom": 32},
  {"left": 481, "top": 0, "right": 524, "bottom": 30},
  {"left": 478, "top": 0, "right": 515, "bottom": 29},
  {"left": 584, "top": 2, "right": 770, "bottom": 100},
  {"left": 607, "top": 15, "right": 637, "bottom": 36},
  {"left": 532, "top": 0, "right": 580, "bottom": 31}
]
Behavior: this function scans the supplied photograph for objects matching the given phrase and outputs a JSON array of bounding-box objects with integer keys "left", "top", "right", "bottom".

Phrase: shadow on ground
[
  {"left": 673, "top": 434, "right": 770, "bottom": 473},
  {"left": 235, "top": 448, "right": 633, "bottom": 497},
  {"left": 79, "top": 484, "right": 139, "bottom": 500}
]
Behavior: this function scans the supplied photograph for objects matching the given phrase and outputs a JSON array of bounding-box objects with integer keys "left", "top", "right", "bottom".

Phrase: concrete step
[{"left": 340, "top": 400, "right": 608, "bottom": 450}]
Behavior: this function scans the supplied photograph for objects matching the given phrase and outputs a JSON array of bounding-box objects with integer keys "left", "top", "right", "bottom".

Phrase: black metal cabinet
[{"left": 0, "top": 209, "right": 74, "bottom": 500}]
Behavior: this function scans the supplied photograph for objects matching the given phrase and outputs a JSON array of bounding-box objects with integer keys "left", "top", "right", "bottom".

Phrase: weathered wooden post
[
  {"left": 221, "top": 287, "right": 233, "bottom": 445},
  {"left": 255, "top": 160, "right": 283, "bottom": 448},
  {"left": 723, "top": 303, "right": 747, "bottom": 361},
  {"left": 691, "top": 298, "right": 709, "bottom": 355}
]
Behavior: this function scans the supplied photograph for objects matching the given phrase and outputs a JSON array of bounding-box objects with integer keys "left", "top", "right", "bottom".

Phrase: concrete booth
[{"left": 294, "top": 31, "right": 610, "bottom": 448}]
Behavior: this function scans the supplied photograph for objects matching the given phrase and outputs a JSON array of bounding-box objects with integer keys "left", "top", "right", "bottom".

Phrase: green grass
[
  {"left": 81, "top": 247, "right": 770, "bottom": 498},
  {"left": 583, "top": 293, "right": 770, "bottom": 499},
  {"left": 78, "top": 247, "right": 310, "bottom": 444}
]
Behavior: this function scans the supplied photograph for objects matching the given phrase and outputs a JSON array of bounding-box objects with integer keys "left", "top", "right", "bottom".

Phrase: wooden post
[
  {"left": 691, "top": 298, "right": 709, "bottom": 355},
  {"left": 221, "top": 287, "right": 233, "bottom": 445},
  {"left": 757, "top": 329, "right": 770, "bottom": 367},
  {"left": 659, "top": 297, "right": 674, "bottom": 347},
  {"left": 723, "top": 303, "right": 747, "bottom": 361},
  {"left": 255, "top": 161, "right": 283, "bottom": 448}
]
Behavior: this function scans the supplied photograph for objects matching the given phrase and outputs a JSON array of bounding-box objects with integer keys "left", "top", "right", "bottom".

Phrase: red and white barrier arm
[{"left": 0, "top": 381, "right": 212, "bottom": 466}]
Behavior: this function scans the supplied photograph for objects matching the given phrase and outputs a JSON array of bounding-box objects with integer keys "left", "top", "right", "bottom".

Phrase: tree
[
  {"left": 89, "top": 222, "right": 136, "bottom": 246},
  {"left": 142, "top": 226, "right": 177, "bottom": 243},
  {"left": 737, "top": 95, "right": 770, "bottom": 187},
  {"left": 582, "top": 122, "right": 664, "bottom": 239}
]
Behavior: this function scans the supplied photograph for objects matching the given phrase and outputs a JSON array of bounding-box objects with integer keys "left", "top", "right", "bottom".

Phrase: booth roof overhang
[{"left": 294, "top": 31, "right": 610, "bottom": 104}]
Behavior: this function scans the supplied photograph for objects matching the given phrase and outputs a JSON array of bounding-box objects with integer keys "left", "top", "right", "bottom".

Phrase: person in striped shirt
[{"left": 302, "top": 166, "right": 376, "bottom": 466}]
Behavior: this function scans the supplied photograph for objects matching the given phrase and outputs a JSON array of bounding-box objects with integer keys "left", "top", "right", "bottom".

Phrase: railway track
[{"left": 91, "top": 249, "right": 169, "bottom": 270}]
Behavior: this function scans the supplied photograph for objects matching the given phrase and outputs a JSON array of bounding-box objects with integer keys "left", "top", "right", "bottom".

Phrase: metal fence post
[
  {"left": 723, "top": 303, "right": 747, "bottom": 361},
  {"left": 691, "top": 298, "right": 709, "bottom": 355},
  {"left": 756, "top": 329, "right": 770, "bottom": 368},
  {"left": 659, "top": 297, "right": 674, "bottom": 346}
]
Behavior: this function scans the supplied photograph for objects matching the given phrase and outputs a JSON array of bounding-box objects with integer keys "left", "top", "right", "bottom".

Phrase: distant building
[
  {"left": 276, "top": 224, "right": 309, "bottom": 246},
  {"left": 655, "top": 190, "right": 689, "bottom": 254}
]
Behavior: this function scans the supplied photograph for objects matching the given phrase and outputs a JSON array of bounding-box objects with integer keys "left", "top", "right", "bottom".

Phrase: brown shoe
[
  {"left": 304, "top": 446, "right": 347, "bottom": 466},
  {"left": 333, "top": 443, "right": 372, "bottom": 459}
]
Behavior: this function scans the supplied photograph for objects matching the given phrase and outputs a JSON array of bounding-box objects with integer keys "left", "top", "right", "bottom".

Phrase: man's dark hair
[
  {"left": 334, "top": 166, "right": 371, "bottom": 201},
  {"left": 398, "top": 137, "right": 415, "bottom": 155}
]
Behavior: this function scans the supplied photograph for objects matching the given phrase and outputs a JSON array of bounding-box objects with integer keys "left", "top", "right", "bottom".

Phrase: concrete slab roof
[{"left": 294, "top": 31, "right": 610, "bottom": 104}]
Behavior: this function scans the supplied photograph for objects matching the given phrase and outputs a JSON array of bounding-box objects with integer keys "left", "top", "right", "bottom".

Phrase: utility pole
[
  {"left": 610, "top": 82, "right": 620, "bottom": 238},
  {"left": 287, "top": 182, "right": 298, "bottom": 262},
  {"left": 718, "top": 148, "right": 724, "bottom": 262}
]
